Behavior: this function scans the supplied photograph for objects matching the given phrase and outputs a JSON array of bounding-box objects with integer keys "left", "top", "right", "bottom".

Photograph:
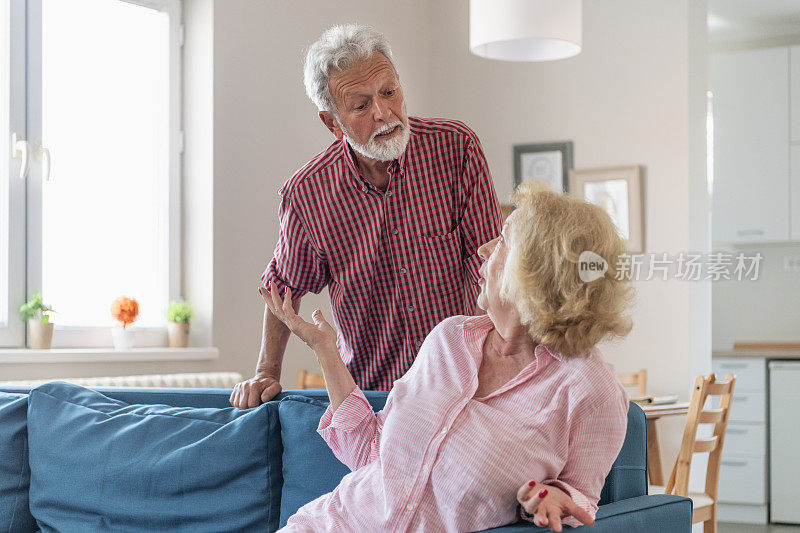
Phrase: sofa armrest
[{"left": 475, "top": 494, "right": 692, "bottom": 532}]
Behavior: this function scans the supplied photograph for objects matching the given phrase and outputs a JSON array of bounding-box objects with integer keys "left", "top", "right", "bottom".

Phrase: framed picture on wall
[
  {"left": 569, "top": 166, "right": 644, "bottom": 252},
  {"left": 513, "top": 141, "right": 573, "bottom": 193}
]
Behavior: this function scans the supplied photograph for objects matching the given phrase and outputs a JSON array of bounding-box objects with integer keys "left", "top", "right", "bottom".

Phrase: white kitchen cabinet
[
  {"left": 769, "top": 361, "right": 800, "bottom": 524},
  {"left": 791, "top": 46, "right": 800, "bottom": 142},
  {"left": 711, "top": 47, "right": 790, "bottom": 243},
  {"left": 712, "top": 357, "right": 768, "bottom": 523},
  {"left": 792, "top": 144, "right": 800, "bottom": 239}
]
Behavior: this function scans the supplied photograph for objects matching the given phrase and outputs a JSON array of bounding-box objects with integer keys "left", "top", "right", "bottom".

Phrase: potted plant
[
  {"left": 110, "top": 296, "right": 139, "bottom": 350},
  {"left": 18, "top": 291, "right": 55, "bottom": 349},
  {"left": 167, "top": 300, "right": 193, "bottom": 348}
]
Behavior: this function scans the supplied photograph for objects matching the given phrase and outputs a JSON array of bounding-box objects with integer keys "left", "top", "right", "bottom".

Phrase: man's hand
[
  {"left": 230, "top": 375, "right": 282, "bottom": 408},
  {"left": 516, "top": 480, "right": 594, "bottom": 532}
]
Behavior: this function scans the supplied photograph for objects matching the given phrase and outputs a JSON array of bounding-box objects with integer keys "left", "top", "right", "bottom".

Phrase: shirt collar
[
  {"left": 535, "top": 343, "right": 564, "bottom": 363},
  {"left": 463, "top": 314, "right": 564, "bottom": 364}
]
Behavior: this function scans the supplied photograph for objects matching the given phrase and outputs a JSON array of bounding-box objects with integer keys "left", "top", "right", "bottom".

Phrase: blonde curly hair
[{"left": 500, "top": 180, "right": 634, "bottom": 357}]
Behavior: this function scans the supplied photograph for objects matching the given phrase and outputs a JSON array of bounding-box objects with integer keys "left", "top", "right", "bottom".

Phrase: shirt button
[
  {"left": 415, "top": 340, "right": 422, "bottom": 348},
  {"left": 392, "top": 227, "right": 399, "bottom": 235},
  {"left": 386, "top": 190, "right": 394, "bottom": 197},
  {"left": 399, "top": 267, "right": 407, "bottom": 274},
  {"left": 407, "top": 305, "right": 414, "bottom": 312},
  {"left": 361, "top": 186, "right": 368, "bottom": 192},
  {"left": 406, "top": 504, "right": 415, "bottom": 511}
]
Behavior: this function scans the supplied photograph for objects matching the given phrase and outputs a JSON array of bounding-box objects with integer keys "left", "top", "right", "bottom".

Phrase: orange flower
[{"left": 111, "top": 296, "right": 139, "bottom": 328}]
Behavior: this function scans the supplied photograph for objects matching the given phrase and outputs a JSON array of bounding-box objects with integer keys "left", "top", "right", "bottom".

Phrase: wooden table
[{"left": 640, "top": 402, "right": 690, "bottom": 485}]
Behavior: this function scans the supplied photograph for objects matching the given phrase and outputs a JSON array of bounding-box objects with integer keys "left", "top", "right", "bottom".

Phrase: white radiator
[{"left": 0, "top": 371, "right": 244, "bottom": 388}]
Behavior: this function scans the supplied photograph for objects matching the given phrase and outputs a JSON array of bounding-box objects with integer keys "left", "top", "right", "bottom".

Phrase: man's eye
[
  {"left": 386, "top": 90, "right": 395, "bottom": 96},
  {"left": 355, "top": 104, "right": 365, "bottom": 110}
]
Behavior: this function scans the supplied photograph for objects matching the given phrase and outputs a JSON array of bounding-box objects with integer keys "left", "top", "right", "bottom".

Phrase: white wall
[{"left": 713, "top": 243, "right": 800, "bottom": 349}]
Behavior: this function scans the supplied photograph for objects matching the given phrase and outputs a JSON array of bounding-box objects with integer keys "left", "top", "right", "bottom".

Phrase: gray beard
[{"left": 341, "top": 121, "right": 410, "bottom": 162}]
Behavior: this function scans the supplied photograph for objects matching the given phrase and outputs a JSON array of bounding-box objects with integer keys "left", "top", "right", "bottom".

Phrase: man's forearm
[{"left": 255, "top": 297, "right": 302, "bottom": 378}]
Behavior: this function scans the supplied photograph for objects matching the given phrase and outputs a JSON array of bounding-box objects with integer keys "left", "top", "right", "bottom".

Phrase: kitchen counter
[{"left": 713, "top": 349, "right": 800, "bottom": 359}]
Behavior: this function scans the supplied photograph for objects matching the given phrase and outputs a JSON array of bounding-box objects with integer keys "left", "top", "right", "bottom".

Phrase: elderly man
[{"left": 230, "top": 24, "right": 501, "bottom": 408}]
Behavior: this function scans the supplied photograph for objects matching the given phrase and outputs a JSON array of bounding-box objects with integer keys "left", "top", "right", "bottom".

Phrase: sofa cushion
[
  {"left": 0, "top": 392, "right": 37, "bottom": 533},
  {"left": 278, "top": 395, "right": 350, "bottom": 528},
  {"left": 27, "top": 382, "right": 281, "bottom": 533}
]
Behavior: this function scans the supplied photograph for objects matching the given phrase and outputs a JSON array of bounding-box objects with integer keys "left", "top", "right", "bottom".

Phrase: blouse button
[
  {"left": 440, "top": 429, "right": 447, "bottom": 436},
  {"left": 406, "top": 504, "right": 415, "bottom": 511},
  {"left": 422, "top": 464, "right": 429, "bottom": 473}
]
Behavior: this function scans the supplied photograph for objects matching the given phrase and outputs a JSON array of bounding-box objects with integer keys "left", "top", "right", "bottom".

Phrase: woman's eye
[
  {"left": 355, "top": 104, "right": 365, "bottom": 110},
  {"left": 386, "top": 90, "right": 395, "bottom": 96}
]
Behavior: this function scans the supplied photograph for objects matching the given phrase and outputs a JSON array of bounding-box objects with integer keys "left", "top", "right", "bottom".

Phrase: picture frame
[
  {"left": 569, "top": 166, "right": 644, "bottom": 253},
  {"left": 513, "top": 141, "right": 573, "bottom": 193}
]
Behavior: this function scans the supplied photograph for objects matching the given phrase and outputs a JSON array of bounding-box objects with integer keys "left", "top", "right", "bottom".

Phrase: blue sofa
[{"left": 0, "top": 382, "right": 691, "bottom": 532}]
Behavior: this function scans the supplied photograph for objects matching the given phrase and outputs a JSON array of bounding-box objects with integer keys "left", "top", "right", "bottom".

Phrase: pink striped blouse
[{"left": 281, "top": 315, "right": 629, "bottom": 532}]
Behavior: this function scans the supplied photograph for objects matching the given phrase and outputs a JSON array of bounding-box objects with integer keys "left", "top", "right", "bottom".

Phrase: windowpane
[{"left": 41, "top": 0, "right": 169, "bottom": 327}]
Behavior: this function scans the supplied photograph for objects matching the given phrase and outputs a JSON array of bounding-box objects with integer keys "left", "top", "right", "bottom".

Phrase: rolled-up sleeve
[
  {"left": 261, "top": 191, "right": 330, "bottom": 299},
  {"left": 317, "top": 388, "right": 393, "bottom": 472},
  {"left": 535, "top": 394, "right": 629, "bottom": 528},
  {"left": 459, "top": 134, "right": 502, "bottom": 284}
]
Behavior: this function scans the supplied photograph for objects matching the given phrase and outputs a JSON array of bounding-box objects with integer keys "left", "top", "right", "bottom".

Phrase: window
[{"left": 0, "top": 0, "right": 183, "bottom": 348}]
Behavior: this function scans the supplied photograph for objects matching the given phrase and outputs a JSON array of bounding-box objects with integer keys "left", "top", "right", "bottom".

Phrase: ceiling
[{"left": 708, "top": 0, "right": 800, "bottom": 44}]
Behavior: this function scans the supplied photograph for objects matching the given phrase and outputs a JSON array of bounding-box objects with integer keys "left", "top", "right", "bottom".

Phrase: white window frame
[
  {"left": 8, "top": 0, "right": 184, "bottom": 348},
  {"left": 0, "top": 0, "right": 27, "bottom": 347}
]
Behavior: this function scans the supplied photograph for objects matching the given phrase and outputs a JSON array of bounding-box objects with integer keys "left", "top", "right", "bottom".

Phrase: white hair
[{"left": 303, "top": 24, "right": 397, "bottom": 114}]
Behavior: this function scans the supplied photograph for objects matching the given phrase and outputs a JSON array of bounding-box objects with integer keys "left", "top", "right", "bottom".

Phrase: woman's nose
[{"left": 477, "top": 237, "right": 498, "bottom": 260}]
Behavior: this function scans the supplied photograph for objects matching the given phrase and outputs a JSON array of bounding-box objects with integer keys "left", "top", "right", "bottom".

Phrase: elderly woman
[{"left": 260, "top": 181, "right": 634, "bottom": 532}]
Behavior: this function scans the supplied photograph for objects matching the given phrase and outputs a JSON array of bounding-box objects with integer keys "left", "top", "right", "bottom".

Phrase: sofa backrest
[
  {"left": 600, "top": 402, "right": 648, "bottom": 505},
  {"left": 0, "top": 385, "right": 647, "bottom": 507}
]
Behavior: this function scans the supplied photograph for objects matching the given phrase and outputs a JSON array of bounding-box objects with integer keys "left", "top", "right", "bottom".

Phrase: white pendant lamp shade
[{"left": 470, "top": 0, "right": 582, "bottom": 62}]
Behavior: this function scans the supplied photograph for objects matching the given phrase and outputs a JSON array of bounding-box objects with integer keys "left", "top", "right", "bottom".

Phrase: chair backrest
[
  {"left": 619, "top": 369, "right": 647, "bottom": 396},
  {"left": 665, "top": 373, "right": 736, "bottom": 499},
  {"left": 296, "top": 370, "right": 326, "bottom": 390}
]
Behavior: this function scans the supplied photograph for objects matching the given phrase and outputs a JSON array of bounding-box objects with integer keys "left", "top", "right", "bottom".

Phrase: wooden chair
[
  {"left": 650, "top": 373, "right": 736, "bottom": 533},
  {"left": 619, "top": 369, "right": 648, "bottom": 396},
  {"left": 296, "top": 369, "right": 326, "bottom": 390}
]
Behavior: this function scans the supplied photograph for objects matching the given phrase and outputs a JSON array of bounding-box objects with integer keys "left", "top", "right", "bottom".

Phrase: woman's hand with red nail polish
[{"left": 515, "top": 481, "right": 594, "bottom": 532}]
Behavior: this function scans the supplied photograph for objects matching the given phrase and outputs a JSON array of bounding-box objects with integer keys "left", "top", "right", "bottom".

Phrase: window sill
[{"left": 0, "top": 347, "right": 219, "bottom": 364}]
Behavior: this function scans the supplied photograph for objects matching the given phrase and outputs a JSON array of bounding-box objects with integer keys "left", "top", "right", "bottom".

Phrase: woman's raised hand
[
  {"left": 516, "top": 480, "right": 594, "bottom": 532},
  {"left": 259, "top": 282, "right": 337, "bottom": 352}
]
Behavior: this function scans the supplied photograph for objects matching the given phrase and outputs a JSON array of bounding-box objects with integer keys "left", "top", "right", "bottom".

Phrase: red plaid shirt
[{"left": 262, "top": 117, "right": 501, "bottom": 390}]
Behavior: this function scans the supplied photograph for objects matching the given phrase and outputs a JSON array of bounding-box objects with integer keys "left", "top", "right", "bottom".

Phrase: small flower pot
[
  {"left": 28, "top": 320, "right": 54, "bottom": 349},
  {"left": 168, "top": 322, "right": 190, "bottom": 348},
  {"left": 111, "top": 326, "right": 135, "bottom": 350}
]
